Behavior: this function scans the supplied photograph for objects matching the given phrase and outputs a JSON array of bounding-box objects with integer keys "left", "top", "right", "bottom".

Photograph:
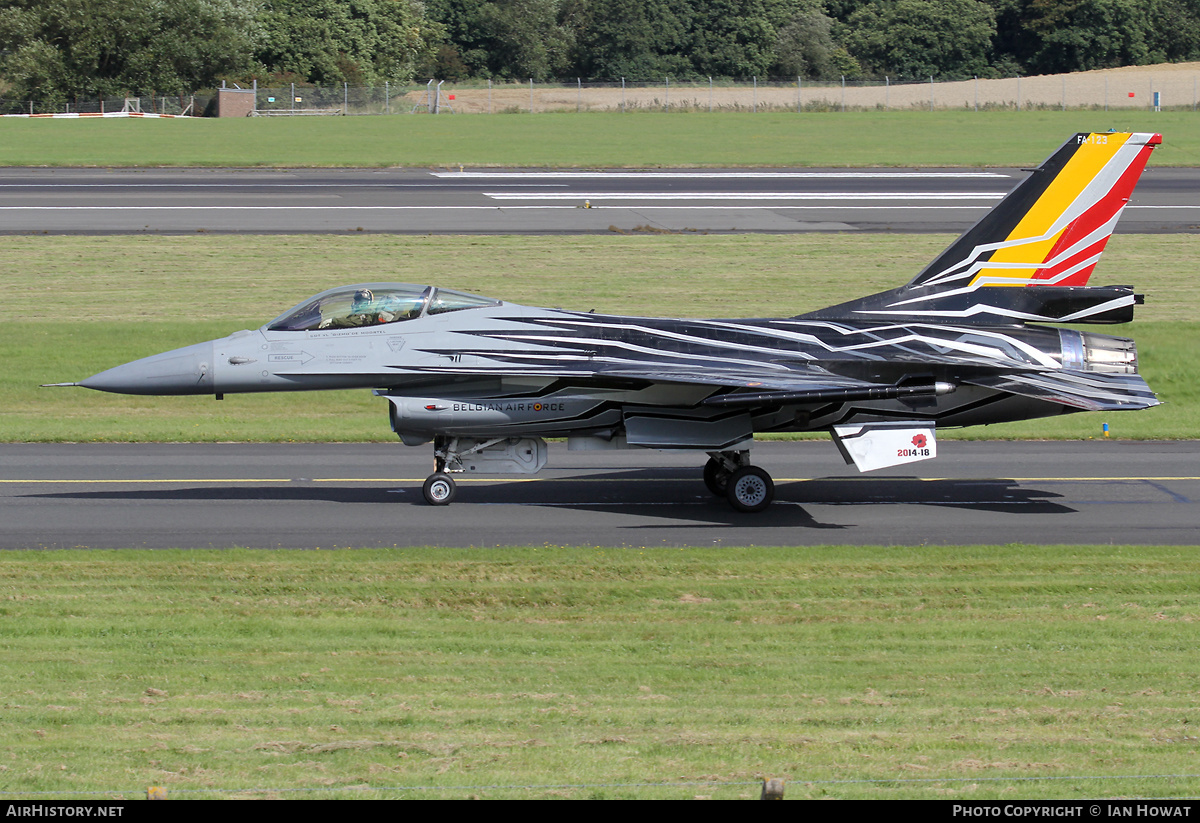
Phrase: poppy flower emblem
[{"left": 912, "top": 434, "right": 927, "bottom": 449}]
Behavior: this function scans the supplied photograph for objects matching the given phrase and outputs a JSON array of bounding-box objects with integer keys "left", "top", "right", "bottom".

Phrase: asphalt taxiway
[
  {"left": 2, "top": 166, "right": 1197, "bottom": 234},
  {"left": 3, "top": 441, "right": 1197, "bottom": 549}
]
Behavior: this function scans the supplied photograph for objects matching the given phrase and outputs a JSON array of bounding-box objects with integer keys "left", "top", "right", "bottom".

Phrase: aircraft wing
[{"left": 960, "top": 370, "right": 1159, "bottom": 411}]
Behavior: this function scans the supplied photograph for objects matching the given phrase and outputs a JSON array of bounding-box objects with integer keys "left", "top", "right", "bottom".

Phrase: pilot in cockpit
[{"left": 319, "top": 288, "right": 397, "bottom": 329}]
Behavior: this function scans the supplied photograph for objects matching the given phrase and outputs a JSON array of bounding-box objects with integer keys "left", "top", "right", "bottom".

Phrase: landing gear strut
[
  {"left": 422, "top": 435, "right": 458, "bottom": 506},
  {"left": 703, "top": 456, "right": 731, "bottom": 496},
  {"left": 419, "top": 435, "right": 549, "bottom": 506},
  {"left": 705, "top": 450, "right": 775, "bottom": 512}
]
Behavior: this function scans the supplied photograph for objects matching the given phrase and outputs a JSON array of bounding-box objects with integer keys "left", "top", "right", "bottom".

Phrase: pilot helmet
[{"left": 351, "top": 288, "right": 374, "bottom": 312}]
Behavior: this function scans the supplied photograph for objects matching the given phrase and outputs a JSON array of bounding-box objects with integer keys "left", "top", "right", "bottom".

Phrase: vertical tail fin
[
  {"left": 804, "top": 133, "right": 1161, "bottom": 324},
  {"left": 915, "top": 131, "right": 1160, "bottom": 290}
]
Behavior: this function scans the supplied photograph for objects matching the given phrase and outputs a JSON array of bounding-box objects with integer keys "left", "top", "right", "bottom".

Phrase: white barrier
[{"left": 0, "top": 111, "right": 193, "bottom": 119}]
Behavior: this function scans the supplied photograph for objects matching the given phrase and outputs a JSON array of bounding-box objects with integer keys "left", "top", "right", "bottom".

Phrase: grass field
[
  {"left": 2, "top": 110, "right": 1199, "bottom": 168},
  {"left": 3, "top": 233, "right": 1197, "bottom": 443},
  {"left": 1, "top": 545, "right": 1199, "bottom": 800}
]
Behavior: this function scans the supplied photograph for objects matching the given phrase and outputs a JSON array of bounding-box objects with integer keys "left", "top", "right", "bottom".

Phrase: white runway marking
[
  {"left": 0, "top": 204, "right": 998, "bottom": 211},
  {"left": 0, "top": 182, "right": 566, "bottom": 188},
  {"left": 11, "top": 202, "right": 1184, "bottom": 211},
  {"left": 0, "top": 205, "right": 580, "bottom": 210},
  {"left": 483, "top": 192, "right": 1006, "bottom": 201},
  {"left": 434, "top": 171, "right": 1011, "bottom": 179}
]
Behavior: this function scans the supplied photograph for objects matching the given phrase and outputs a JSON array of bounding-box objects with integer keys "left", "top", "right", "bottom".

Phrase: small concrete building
[{"left": 216, "top": 87, "right": 255, "bottom": 117}]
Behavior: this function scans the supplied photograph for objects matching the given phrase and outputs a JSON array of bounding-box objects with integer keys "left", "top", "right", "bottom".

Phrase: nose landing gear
[
  {"left": 422, "top": 472, "right": 456, "bottom": 505},
  {"left": 418, "top": 435, "right": 549, "bottom": 506}
]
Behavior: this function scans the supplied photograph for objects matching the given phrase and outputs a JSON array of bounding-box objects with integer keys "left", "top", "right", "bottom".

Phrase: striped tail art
[{"left": 806, "top": 132, "right": 1161, "bottom": 325}]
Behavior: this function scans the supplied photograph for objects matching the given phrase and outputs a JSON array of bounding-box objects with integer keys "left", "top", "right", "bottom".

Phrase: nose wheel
[{"left": 422, "top": 472, "right": 457, "bottom": 506}]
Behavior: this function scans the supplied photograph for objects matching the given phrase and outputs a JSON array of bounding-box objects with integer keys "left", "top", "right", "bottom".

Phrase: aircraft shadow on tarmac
[
  {"left": 492, "top": 471, "right": 1074, "bottom": 528},
  {"left": 30, "top": 471, "right": 1074, "bottom": 529}
]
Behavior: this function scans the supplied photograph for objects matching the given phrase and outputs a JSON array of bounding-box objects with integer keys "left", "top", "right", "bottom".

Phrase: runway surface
[
  {"left": 3, "top": 441, "right": 1197, "bottom": 549},
  {"left": 1, "top": 166, "right": 1197, "bottom": 234}
]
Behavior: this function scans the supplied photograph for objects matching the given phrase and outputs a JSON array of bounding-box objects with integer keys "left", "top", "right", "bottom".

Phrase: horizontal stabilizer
[{"left": 960, "top": 369, "right": 1159, "bottom": 411}]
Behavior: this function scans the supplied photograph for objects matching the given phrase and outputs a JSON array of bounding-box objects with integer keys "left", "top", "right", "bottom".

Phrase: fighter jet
[{"left": 57, "top": 132, "right": 1161, "bottom": 511}]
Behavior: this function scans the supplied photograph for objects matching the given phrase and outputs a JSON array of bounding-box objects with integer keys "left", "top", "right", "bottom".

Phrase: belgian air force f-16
[{"left": 56, "top": 133, "right": 1161, "bottom": 511}]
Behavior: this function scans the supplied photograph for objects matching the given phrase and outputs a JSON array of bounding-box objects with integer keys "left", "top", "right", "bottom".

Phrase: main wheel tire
[
  {"left": 726, "top": 466, "right": 774, "bottom": 513},
  {"left": 422, "top": 472, "right": 457, "bottom": 506},
  {"left": 703, "top": 457, "right": 731, "bottom": 496}
]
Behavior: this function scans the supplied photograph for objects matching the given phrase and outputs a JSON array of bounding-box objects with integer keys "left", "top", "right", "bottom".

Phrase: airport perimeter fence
[
  {"left": 0, "top": 93, "right": 212, "bottom": 117},
  {"left": 5, "top": 71, "right": 1200, "bottom": 117}
]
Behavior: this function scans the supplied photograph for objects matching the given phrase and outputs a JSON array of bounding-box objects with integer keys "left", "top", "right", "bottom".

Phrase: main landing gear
[
  {"left": 417, "top": 437, "right": 775, "bottom": 512},
  {"left": 704, "top": 450, "right": 775, "bottom": 513}
]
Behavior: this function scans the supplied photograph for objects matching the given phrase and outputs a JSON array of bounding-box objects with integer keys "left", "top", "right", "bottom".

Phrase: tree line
[{"left": 4, "top": 0, "right": 1200, "bottom": 106}]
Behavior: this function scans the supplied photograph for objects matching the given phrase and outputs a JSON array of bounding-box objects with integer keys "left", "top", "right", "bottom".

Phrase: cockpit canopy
[{"left": 267, "top": 284, "right": 501, "bottom": 332}]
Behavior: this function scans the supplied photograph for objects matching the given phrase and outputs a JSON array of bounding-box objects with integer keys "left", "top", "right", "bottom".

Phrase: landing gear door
[
  {"left": 623, "top": 409, "right": 753, "bottom": 451},
  {"left": 832, "top": 422, "right": 936, "bottom": 472}
]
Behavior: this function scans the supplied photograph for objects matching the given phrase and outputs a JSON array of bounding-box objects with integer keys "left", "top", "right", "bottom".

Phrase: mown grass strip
[
  {"left": 1, "top": 110, "right": 1197, "bottom": 168},
  {"left": 2, "top": 233, "right": 1196, "bottom": 442},
  {"left": 0, "top": 545, "right": 1198, "bottom": 799}
]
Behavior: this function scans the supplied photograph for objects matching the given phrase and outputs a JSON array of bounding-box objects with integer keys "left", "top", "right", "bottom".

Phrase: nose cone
[{"left": 79, "top": 341, "right": 215, "bottom": 395}]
